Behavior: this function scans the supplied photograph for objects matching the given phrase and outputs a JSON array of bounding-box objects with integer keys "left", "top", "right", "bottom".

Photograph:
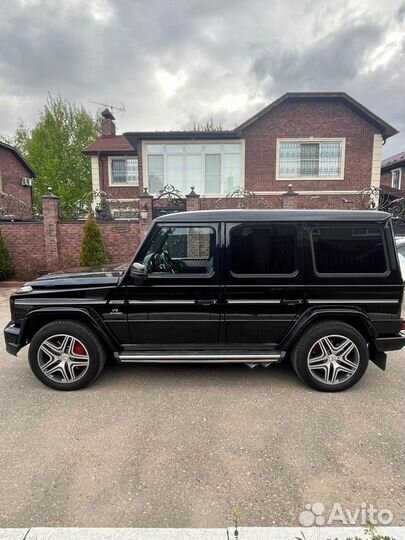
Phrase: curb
[{"left": 1, "top": 527, "right": 404, "bottom": 540}]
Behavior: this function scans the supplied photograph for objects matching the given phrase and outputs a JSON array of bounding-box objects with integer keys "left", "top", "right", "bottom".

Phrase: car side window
[
  {"left": 311, "top": 226, "right": 388, "bottom": 275},
  {"left": 230, "top": 224, "right": 297, "bottom": 275},
  {"left": 143, "top": 226, "right": 215, "bottom": 275}
]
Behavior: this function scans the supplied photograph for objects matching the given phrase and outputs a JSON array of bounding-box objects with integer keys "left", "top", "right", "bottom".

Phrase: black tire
[
  {"left": 28, "top": 320, "right": 107, "bottom": 391},
  {"left": 290, "top": 320, "right": 369, "bottom": 392}
]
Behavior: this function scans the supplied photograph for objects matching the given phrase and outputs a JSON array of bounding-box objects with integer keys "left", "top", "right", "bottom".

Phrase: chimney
[{"left": 101, "top": 108, "right": 116, "bottom": 137}]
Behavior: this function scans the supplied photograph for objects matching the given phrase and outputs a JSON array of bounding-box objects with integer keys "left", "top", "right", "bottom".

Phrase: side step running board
[{"left": 117, "top": 352, "right": 283, "bottom": 364}]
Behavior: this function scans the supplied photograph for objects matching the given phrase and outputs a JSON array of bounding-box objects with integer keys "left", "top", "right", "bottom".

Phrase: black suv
[{"left": 4, "top": 209, "right": 405, "bottom": 392}]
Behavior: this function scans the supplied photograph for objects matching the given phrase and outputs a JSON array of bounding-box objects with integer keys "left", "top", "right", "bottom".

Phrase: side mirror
[{"left": 130, "top": 262, "right": 147, "bottom": 283}]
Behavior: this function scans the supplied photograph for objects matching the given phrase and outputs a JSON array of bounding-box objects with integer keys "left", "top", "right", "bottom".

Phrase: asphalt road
[{"left": 0, "top": 288, "right": 404, "bottom": 528}]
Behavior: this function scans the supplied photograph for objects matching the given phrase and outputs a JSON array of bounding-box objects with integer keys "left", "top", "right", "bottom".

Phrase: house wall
[
  {"left": 0, "top": 146, "right": 33, "bottom": 209},
  {"left": 381, "top": 165, "right": 405, "bottom": 191},
  {"left": 99, "top": 155, "right": 141, "bottom": 199},
  {"left": 242, "top": 100, "right": 379, "bottom": 194},
  {"left": 91, "top": 100, "right": 383, "bottom": 209}
]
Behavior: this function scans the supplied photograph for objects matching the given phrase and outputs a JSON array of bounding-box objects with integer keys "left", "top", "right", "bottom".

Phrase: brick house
[
  {"left": 83, "top": 92, "right": 397, "bottom": 211},
  {"left": 0, "top": 140, "right": 36, "bottom": 215},
  {"left": 380, "top": 151, "right": 405, "bottom": 197}
]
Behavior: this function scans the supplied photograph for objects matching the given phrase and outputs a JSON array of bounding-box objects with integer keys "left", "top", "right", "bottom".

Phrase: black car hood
[{"left": 26, "top": 263, "right": 128, "bottom": 289}]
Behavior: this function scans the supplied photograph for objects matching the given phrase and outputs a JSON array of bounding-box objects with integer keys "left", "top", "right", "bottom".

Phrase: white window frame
[
  {"left": 391, "top": 168, "right": 402, "bottom": 190},
  {"left": 276, "top": 137, "right": 346, "bottom": 181},
  {"left": 142, "top": 140, "right": 245, "bottom": 196},
  {"left": 108, "top": 156, "right": 139, "bottom": 187}
]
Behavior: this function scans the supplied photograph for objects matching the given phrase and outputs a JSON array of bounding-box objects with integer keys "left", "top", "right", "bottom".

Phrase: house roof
[
  {"left": 84, "top": 92, "right": 398, "bottom": 155},
  {"left": 83, "top": 135, "right": 136, "bottom": 155},
  {"left": 236, "top": 92, "right": 398, "bottom": 140},
  {"left": 124, "top": 130, "right": 241, "bottom": 148},
  {"left": 0, "top": 141, "right": 36, "bottom": 177},
  {"left": 381, "top": 151, "right": 405, "bottom": 170}
]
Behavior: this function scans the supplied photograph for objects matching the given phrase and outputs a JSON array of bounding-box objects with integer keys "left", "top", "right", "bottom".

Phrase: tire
[
  {"left": 28, "top": 320, "right": 107, "bottom": 391},
  {"left": 290, "top": 320, "right": 369, "bottom": 392}
]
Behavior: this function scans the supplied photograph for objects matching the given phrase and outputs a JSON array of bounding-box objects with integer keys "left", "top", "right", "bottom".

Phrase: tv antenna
[{"left": 90, "top": 101, "right": 126, "bottom": 116}]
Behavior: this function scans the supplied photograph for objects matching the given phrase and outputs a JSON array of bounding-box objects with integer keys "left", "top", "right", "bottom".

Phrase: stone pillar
[
  {"left": 282, "top": 184, "right": 299, "bottom": 209},
  {"left": 186, "top": 187, "right": 201, "bottom": 212},
  {"left": 42, "top": 187, "right": 60, "bottom": 271},
  {"left": 139, "top": 188, "right": 153, "bottom": 237}
]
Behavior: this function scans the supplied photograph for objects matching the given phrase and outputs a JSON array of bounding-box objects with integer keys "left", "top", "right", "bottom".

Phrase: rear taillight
[{"left": 401, "top": 320, "right": 405, "bottom": 332}]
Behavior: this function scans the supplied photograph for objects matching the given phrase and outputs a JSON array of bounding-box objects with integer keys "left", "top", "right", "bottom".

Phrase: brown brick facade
[
  {"left": 242, "top": 100, "right": 378, "bottom": 193},
  {"left": 0, "top": 145, "right": 34, "bottom": 211},
  {"left": 99, "top": 155, "right": 141, "bottom": 199}
]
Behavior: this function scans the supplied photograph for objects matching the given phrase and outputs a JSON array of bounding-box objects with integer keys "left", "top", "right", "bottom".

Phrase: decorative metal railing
[
  {"left": 361, "top": 187, "right": 405, "bottom": 231},
  {"left": 152, "top": 185, "right": 186, "bottom": 218},
  {"left": 60, "top": 190, "right": 139, "bottom": 221},
  {"left": 0, "top": 191, "right": 32, "bottom": 221}
]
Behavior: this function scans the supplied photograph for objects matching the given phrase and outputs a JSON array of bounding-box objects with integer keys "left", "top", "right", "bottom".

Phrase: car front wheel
[
  {"left": 290, "top": 320, "right": 369, "bottom": 392},
  {"left": 28, "top": 320, "right": 106, "bottom": 390}
]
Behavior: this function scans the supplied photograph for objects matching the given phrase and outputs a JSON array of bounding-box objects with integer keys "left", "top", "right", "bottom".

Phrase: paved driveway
[{"left": 0, "top": 288, "right": 404, "bottom": 528}]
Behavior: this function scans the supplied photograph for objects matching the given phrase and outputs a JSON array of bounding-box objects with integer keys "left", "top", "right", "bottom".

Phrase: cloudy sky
[{"left": 0, "top": 0, "right": 404, "bottom": 156}]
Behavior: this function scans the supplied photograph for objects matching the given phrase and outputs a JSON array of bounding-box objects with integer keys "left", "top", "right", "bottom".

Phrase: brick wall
[
  {"left": 0, "top": 222, "right": 47, "bottom": 278},
  {"left": 0, "top": 189, "right": 142, "bottom": 279},
  {"left": 0, "top": 146, "right": 33, "bottom": 211},
  {"left": 242, "top": 99, "right": 379, "bottom": 193},
  {"left": 58, "top": 221, "right": 140, "bottom": 267},
  {"left": 199, "top": 193, "right": 366, "bottom": 211}
]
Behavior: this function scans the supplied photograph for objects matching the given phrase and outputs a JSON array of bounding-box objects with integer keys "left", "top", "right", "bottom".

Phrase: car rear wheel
[
  {"left": 290, "top": 320, "right": 369, "bottom": 392},
  {"left": 28, "top": 320, "right": 106, "bottom": 390}
]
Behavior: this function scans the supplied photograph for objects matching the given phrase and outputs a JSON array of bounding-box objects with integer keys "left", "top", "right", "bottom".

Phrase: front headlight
[{"left": 16, "top": 285, "right": 33, "bottom": 294}]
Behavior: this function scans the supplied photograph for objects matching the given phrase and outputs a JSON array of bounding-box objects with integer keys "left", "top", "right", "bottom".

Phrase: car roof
[{"left": 155, "top": 209, "right": 392, "bottom": 223}]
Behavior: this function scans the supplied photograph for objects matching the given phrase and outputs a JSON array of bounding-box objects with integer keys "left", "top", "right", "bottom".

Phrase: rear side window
[
  {"left": 311, "top": 226, "right": 387, "bottom": 275},
  {"left": 230, "top": 224, "right": 297, "bottom": 275}
]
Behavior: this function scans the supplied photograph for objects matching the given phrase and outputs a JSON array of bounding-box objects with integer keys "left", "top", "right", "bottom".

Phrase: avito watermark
[{"left": 299, "top": 502, "right": 394, "bottom": 527}]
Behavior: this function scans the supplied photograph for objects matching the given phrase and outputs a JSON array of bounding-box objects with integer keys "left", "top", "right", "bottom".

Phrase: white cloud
[{"left": 0, "top": 0, "right": 403, "bottom": 155}]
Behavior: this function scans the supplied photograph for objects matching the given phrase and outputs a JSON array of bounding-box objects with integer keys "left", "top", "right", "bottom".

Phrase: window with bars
[
  {"left": 278, "top": 140, "right": 343, "bottom": 179},
  {"left": 391, "top": 169, "right": 401, "bottom": 190},
  {"left": 111, "top": 158, "right": 139, "bottom": 185}
]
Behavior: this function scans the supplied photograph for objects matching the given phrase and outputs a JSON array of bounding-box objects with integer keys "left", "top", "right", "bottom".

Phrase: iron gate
[{"left": 152, "top": 185, "right": 186, "bottom": 219}]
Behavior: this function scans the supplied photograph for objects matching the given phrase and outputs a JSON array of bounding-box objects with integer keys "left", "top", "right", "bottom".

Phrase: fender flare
[
  {"left": 19, "top": 306, "right": 118, "bottom": 351},
  {"left": 280, "top": 306, "right": 377, "bottom": 351}
]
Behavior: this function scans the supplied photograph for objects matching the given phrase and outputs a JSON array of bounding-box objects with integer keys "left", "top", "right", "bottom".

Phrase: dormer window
[{"left": 110, "top": 157, "right": 139, "bottom": 186}]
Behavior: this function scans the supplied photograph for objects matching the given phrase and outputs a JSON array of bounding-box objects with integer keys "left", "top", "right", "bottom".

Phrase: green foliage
[
  {"left": 9, "top": 94, "right": 100, "bottom": 210},
  {"left": 79, "top": 215, "right": 107, "bottom": 267},
  {"left": 323, "top": 523, "right": 396, "bottom": 540},
  {"left": 0, "top": 228, "right": 13, "bottom": 280}
]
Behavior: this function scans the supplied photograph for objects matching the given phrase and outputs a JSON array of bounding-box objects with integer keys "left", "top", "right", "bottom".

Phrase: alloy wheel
[
  {"left": 307, "top": 334, "right": 360, "bottom": 385},
  {"left": 37, "top": 334, "right": 90, "bottom": 383}
]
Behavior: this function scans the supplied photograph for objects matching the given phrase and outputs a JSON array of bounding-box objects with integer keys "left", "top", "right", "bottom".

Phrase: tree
[
  {"left": 79, "top": 215, "right": 107, "bottom": 267},
  {"left": 0, "top": 228, "right": 13, "bottom": 280},
  {"left": 14, "top": 94, "right": 100, "bottom": 210},
  {"left": 193, "top": 118, "right": 223, "bottom": 132},
  {"left": 96, "top": 195, "right": 113, "bottom": 221}
]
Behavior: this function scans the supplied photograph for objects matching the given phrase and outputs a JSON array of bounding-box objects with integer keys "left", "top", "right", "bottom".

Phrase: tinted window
[
  {"left": 143, "top": 226, "right": 215, "bottom": 275},
  {"left": 230, "top": 224, "right": 297, "bottom": 275},
  {"left": 311, "top": 226, "right": 387, "bottom": 274}
]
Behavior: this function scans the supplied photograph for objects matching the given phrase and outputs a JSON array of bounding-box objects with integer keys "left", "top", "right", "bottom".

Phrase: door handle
[
  {"left": 280, "top": 299, "right": 304, "bottom": 305},
  {"left": 195, "top": 299, "right": 217, "bottom": 305}
]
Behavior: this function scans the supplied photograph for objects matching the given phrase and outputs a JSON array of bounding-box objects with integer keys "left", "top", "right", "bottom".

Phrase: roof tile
[{"left": 83, "top": 135, "right": 136, "bottom": 154}]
